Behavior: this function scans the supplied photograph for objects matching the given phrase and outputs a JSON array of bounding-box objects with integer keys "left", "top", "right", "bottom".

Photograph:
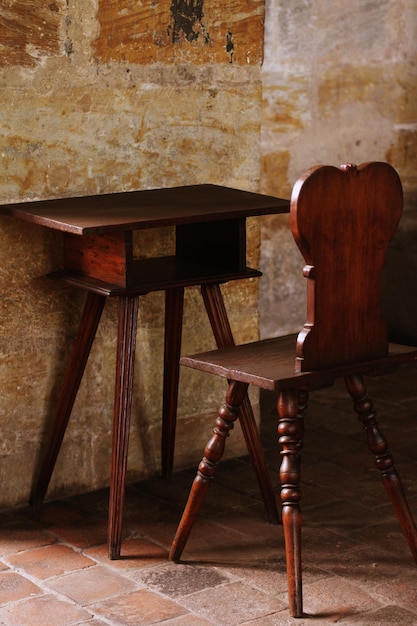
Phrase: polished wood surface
[
  {"left": 109, "top": 295, "right": 140, "bottom": 560},
  {"left": 0, "top": 184, "right": 288, "bottom": 234},
  {"left": 292, "top": 162, "right": 403, "bottom": 371},
  {"left": 179, "top": 334, "right": 417, "bottom": 391},
  {"left": 169, "top": 163, "right": 417, "bottom": 618}
]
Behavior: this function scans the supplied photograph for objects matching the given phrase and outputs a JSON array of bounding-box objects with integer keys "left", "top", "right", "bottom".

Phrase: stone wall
[
  {"left": 0, "top": 1, "right": 265, "bottom": 507},
  {"left": 260, "top": 0, "right": 417, "bottom": 340}
]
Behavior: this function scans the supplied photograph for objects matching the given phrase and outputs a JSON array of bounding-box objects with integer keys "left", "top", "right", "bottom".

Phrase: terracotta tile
[
  {"left": 6, "top": 543, "right": 95, "bottom": 579},
  {"left": 154, "top": 615, "right": 214, "bottom": 626},
  {"left": 0, "top": 593, "right": 91, "bottom": 625},
  {"left": 337, "top": 605, "right": 417, "bottom": 625},
  {"left": 197, "top": 481, "right": 263, "bottom": 520},
  {"left": 121, "top": 496, "right": 183, "bottom": 549},
  {"left": 134, "top": 513, "right": 208, "bottom": 551},
  {"left": 158, "top": 615, "right": 211, "bottom": 626},
  {"left": 0, "top": 571, "right": 42, "bottom": 604},
  {"left": 301, "top": 576, "right": 380, "bottom": 620},
  {"left": 131, "top": 519, "right": 179, "bottom": 551},
  {"left": 305, "top": 499, "right": 387, "bottom": 533},
  {"left": 208, "top": 503, "right": 282, "bottom": 544},
  {"left": 46, "top": 565, "right": 137, "bottom": 605},
  {"left": 0, "top": 522, "right": 54, "bottom": 556},
  {"left": 137, "top": 474, "right": 199, "bottom": 510},
  {"left": 47, "top": 517, "right": 110, "bottom": 550},
  {"left": 180, "top": 580, "right": 285, "bottom": 625},
  {"left": 76, "top": 621, "right": 110, "bottom": 626},
  {"left": 241, "top": 615, "right": 304, "bottom": 626},
  {"left": 183, "top": 524, "right": 279, "bottom": 565},
  {"left": 0, "top": 374, "right": 416, "bottom": 624},
  {"left": 85, "top": 536, "right": 168, "bottom": 569},
  {"left": 71, "top": 488, "right": 113, "bottom": 518},
  {"left": 349, "top": 516, "right": 414, "bottom": 560},
  {"left": 374, "top": 574, "right": 417, "bottom": 612},
  {"left": 135, "top": 562, "right": 230, "bottom": 597},
  {"left": 300, "top": 525, "right": 362, "bottom": 562},
  {"left": 324, "top": 545, "right": 410, "bottom": 586},
  {"left": 214, "top": 459, "right": 260, "bottom": 497},
  {"left": 241, "top": 611, "right": 343, "bottom": 625},
  {"left": 91, "top": 588, "right": 187, "bottom": 625},
  {"left": 35, "top": 499, "right": 85, "bottom": 526},
  {"left": 220, "top": 556, "right": 290, "bottom": 597}
]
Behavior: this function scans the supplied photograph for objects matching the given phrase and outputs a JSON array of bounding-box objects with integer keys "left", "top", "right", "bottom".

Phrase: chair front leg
[
  {"left": 169, "top": 380, "right": 248, "bottom": 562},
  {"left": 278, "top": 388, "right": 304, "bottom": 618},
  {"left": 345, "top": 373, "right": 417, "bottom": 564},
  {"left": 201, "top": 283, "right": 279, "bottom": 525}
]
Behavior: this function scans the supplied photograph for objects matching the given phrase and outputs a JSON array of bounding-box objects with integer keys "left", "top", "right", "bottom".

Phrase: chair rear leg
[
  {"left": 278, "top": 389, "right": 304, "bottom": 618},
  {"left": 345, "top": 373, "right": 417, "bottom": 564},
  {"left": 169, "top": 380, "right": 248, "bottom": 562},
  {"left": 201, "top": 283, "right": 279, "bottom": 525},
  {"left": 238, "top": 393, "right": 280, "bottom": 525}
]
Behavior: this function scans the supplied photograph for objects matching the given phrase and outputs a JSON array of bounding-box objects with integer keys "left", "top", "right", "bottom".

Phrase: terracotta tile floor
[{"left": 1, "top": 368, "right": 417, "bottom": 625}]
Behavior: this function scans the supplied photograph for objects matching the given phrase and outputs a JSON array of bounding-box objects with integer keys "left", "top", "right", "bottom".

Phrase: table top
[{"left": 0, "top": 184, "right": 289, "bottom": 235}]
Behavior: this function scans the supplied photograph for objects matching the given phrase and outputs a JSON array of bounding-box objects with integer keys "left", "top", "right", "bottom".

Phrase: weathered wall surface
[
  {"left": 260, "top": 0, "right": 417, "bottom": 339},
  {"left": 0, "top": 1, "right": 265, "bottom": 507}
]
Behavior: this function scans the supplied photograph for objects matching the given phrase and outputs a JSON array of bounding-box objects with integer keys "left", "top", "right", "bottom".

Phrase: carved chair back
[{"left": 290, "top": 162, "right": 403, "bottom": 372}]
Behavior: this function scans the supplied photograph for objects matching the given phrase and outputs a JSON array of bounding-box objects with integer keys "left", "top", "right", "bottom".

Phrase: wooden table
[{"left": 0, "top": 184, "right": 289, "bottom": 558}]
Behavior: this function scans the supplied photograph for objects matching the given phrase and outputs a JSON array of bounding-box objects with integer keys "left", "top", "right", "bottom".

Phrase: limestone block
[{"left": 0, "top": 64, "right": 262, "bottom": 200}]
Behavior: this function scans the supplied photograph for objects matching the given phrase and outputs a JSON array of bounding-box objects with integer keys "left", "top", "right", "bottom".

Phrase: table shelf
[{"left": 50, "top": 258, "right": 262, "bottom": 296}]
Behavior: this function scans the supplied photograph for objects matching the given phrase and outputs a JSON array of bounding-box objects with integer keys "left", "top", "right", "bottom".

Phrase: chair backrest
[{"left": 290, "top": 162, "right": 403, "bottom": 372}]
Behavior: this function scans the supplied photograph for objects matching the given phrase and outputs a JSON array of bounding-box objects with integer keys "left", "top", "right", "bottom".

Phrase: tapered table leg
[
  {"left": 161, "top": 287, "right": 185, "bottom": 478},
  {"left": 108, "top": 295, "right": 140, "bottom": 560},
  {"left": 201, "top": 283, "right": 280, "bottom": 524},
  {"left": 30, "top": 292, "right": 106, "bottom": 510}
]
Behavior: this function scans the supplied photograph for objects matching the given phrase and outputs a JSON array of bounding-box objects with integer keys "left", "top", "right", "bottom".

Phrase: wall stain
[
  {"left": 0, "top": 1, "right": 63, "bottom": 67},
  {"left": 169, "top": 0, "right": 211, "bottom": 44},
  {"left": 93, "top": 0, "right": 264, "bottom": 65},
  {"left": 226, "top": 29, "right": 234, "bottom": 63}
]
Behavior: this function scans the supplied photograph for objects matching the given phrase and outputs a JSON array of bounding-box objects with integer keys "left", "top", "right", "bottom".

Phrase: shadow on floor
[{"left": 1, "top": 368, "right": 417, "bottom": 624}]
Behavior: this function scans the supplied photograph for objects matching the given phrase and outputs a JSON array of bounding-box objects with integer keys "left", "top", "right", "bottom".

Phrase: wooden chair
[{"left": 169, "top": 162, "right": 417, "bottom": 617}]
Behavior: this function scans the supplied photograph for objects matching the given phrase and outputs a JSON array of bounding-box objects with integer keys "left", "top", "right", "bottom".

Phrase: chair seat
[{"left": 180, "top": 335, "right": 417, "bottom": 391}]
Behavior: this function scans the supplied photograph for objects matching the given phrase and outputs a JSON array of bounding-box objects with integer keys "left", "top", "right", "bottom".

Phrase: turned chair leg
[
  {"left": 277, "top": 389, "right": 304, "bottom": 618},
  {"left": 201, "top": 283, "right": 279, "bottom": 525},
  {"left": 345, "top": 373, "right": 417, "bottom": 564},
  {"left": 161, "top": 280, "right": 280, "bottom": 533},
  {"left": 169, "top": 380, "right": 248, "bottom": 562}
]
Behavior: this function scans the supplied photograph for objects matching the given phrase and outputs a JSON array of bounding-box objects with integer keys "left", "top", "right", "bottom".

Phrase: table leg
[
  {"left": 161, "top": 287, "right": 185, "bottom": 478},
  {"left": 108, "top": 295, "right": 140, "bottom": 559},
  {"left": 30, "top": 292, "right": 106, "bottom": 510},
  {"left": 200, "top": 283, "right": 280, "bottom": 524}
]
